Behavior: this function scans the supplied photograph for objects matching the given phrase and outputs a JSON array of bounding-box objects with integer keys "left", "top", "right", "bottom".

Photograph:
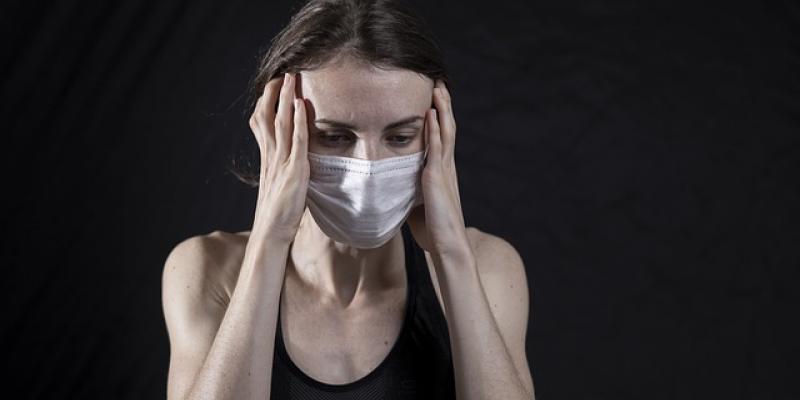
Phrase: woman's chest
[{"left": 278, "top": 288, "right": 408, "bottom": 385}]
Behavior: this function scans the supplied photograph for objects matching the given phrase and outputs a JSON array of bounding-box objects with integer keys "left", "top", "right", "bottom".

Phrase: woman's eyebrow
[{"left": 314, "top": 115, "right": 423, "bottom": 131}]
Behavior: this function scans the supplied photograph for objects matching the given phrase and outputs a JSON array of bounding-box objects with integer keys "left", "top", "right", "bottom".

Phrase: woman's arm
[
  {"left": 411, "top": 80, "right": 534, "bottom": 399},
  {"left": 162, "top": 228, "right": 291, "bottom": 400},
  {"left": 431, "top": 231, "right": 534, "bottom": 400},
  {"left": 162, "top": 72, "right": 310, "bottom": 400}
]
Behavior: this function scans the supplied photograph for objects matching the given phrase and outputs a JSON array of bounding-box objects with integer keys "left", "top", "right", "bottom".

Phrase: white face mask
[{"left": 305, "top": 149, "right": 427, "bottom": 249}]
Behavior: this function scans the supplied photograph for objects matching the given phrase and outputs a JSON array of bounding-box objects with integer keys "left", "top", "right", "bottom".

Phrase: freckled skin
[
  {"left": 234, "top": 55, "right": 443, "bottom": 385},
  {"left": 296, "top": 55, "right": 433, "bottom": 159},
  {"left": 165, "top": 53, "right": 534, "bottom": 397},
  {"left": 283, "top": 54, "right": 440, "bottom": 316}
]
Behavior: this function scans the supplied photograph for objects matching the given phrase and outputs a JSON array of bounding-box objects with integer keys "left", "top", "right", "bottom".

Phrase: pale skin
[{"left": 162, "top": 54, "right": 534, "bottom": 399}]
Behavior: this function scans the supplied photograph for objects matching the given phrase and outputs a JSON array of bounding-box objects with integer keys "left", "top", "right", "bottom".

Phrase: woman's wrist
[{"left": 250, "top": 215, "right": 298, "bottom": 245}]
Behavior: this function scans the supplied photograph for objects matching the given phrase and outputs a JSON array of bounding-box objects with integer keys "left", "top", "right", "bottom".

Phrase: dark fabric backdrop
[{"left": 3, "top": 0, "right": 798, "bottom": 399}]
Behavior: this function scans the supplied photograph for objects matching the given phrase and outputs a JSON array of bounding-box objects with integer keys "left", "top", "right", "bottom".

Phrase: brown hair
[{"left": 228, "top": 0, "right": 450, "bottom": 187}]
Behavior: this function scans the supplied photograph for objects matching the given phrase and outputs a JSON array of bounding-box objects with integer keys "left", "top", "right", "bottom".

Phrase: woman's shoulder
[
  {"left": 463, "top": 226, "right": 525, "bottom": 279},
  {"left": 168, "top": 230, "right": 250, "bottom": 270},
  {"left": 163, "top": 230, "right": 252, "bottom": 307}
]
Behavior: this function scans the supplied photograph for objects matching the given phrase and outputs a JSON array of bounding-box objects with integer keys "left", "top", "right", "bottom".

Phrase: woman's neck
[{"left": 286, "top": 208, "right": 405, "bottom": 308}]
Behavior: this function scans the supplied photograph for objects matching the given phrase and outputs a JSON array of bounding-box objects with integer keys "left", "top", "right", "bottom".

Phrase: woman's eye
[
  {"left": 317, "top": 132, "right": 353, "bottom": 146},
  {"left": 314, "top": 131, "right": 415, "bottom": 147},
  {"left": 388, "top": 135, "right": 413, "bottom": 145}
]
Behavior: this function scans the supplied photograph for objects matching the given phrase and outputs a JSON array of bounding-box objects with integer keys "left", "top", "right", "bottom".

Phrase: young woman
[{"left": 161, "top": 0, "right": 534, "bottom": 399}]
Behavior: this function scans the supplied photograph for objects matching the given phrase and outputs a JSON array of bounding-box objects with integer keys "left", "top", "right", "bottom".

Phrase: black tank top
[{"left": 269, "top": 222, "right": 456, "bottom": 399}]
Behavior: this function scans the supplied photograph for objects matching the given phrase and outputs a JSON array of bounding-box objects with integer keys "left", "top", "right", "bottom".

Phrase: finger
[
  {"left": 249, "top": 96, "right": 262, "bottom": 141},
  {"left": 432, "top": 81, "right": 456, "bottom": 161},
  {"left": 256, "top": 78, "right": 284, "bottom": 156},
  {"left": 291, "top": 97, "right": 308, "bottom": 163},
  {"left": 251, "top": 95, "right": 274, "bottom": 166},
  {"left": 426, "top": 107, "right": 443, "bottom": 168},
  {"left": 274, "top": 72, "right": 295, "bottom": 162},
  {"left": 264, "top": 75, "right": 284, "bottom": 124}
]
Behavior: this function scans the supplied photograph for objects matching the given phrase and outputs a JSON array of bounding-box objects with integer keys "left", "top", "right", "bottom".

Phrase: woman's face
[{"left": 296, "top": 57, "right": 433, "bottom": 159}]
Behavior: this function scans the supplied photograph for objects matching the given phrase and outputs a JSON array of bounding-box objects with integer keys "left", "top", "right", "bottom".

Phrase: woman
[{"left": 162, "top": 0, "right": 534, "bottom": 399}]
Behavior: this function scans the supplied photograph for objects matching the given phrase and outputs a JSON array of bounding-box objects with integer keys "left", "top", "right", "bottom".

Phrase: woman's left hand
[{"left": 407, "top": 79, "right": 472, "bottom": 261}]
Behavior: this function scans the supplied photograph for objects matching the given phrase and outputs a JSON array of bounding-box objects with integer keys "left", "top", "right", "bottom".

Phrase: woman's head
[{"left": 230, "top": 0, "right": 450, "bottom": 187}]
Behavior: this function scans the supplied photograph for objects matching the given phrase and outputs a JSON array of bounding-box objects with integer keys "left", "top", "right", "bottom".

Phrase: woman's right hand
[{"left": 248, "top": 72, "right": 310, "bottom": 243}]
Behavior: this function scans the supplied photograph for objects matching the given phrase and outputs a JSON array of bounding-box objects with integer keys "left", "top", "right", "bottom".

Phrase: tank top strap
[
  {"left": 400, "top": 221, "right": 418, "bottom": 297},
  {"left": 400, "top": 219, "right": 450, "bottom": 332},
  {"left": 400, "top": 220, "right": 436, "bottom": 318}
]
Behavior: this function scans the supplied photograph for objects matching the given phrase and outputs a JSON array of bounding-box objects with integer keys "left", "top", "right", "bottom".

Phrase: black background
[{"left": 3, "top": 0, "right": 799, "bottom": 399}]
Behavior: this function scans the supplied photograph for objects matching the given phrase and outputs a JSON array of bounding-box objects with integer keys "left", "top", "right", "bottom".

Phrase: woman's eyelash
[
  {"left": 315, "top": 132, "right": 414, "bottom": 143},
  {"left": 316, "top": 132, "right": 351, "bottom": 139},
  {"left": 389, "top": 135, "right": 412, "bottom": 143}
]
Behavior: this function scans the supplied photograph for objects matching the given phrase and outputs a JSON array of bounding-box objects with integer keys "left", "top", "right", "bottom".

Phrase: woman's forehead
[{"left": 298, "top": 61, "right": 432, "bottom": 128}]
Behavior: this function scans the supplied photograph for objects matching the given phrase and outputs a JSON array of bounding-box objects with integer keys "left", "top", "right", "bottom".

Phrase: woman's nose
[{"left": 351, "top": 140, "right": 382, "bottom": 161}]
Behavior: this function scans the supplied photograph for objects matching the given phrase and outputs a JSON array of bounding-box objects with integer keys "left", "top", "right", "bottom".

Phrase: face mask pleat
[{"left": 305, "top": 150, "right": 427, "bottom": 249}]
